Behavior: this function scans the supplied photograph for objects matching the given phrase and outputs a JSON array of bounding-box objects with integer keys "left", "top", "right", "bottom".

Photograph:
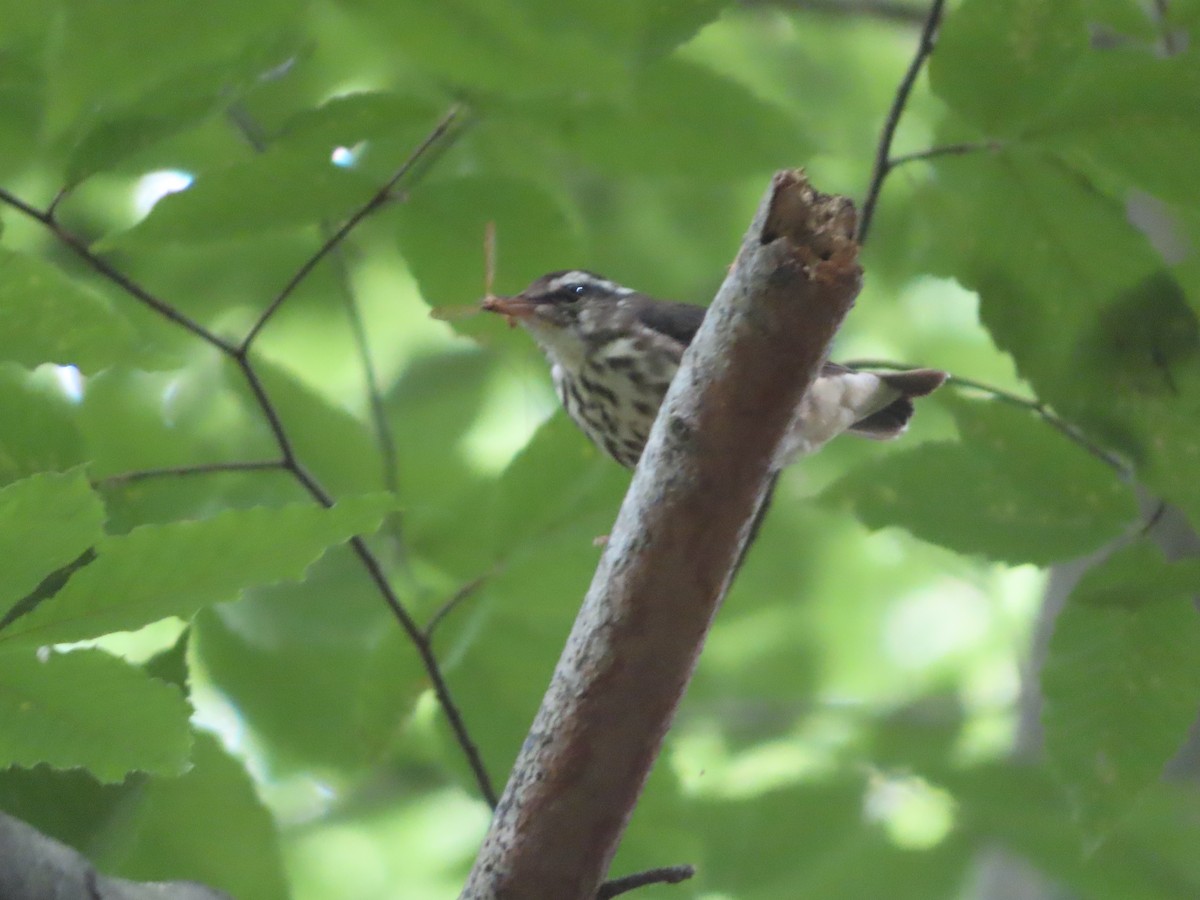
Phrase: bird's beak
[{"left": 482, "top": 294, "right": 536, "bottom": 327}]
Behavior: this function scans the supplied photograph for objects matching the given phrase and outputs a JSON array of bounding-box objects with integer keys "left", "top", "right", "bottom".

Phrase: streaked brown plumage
[{"left": 485, "top": 270, "right": 945, "bottom": 469}]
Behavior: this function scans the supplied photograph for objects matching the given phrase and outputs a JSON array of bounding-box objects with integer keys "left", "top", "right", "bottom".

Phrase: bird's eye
[{"left": 561, "top": 284, "right": 586, "bottom": 302}]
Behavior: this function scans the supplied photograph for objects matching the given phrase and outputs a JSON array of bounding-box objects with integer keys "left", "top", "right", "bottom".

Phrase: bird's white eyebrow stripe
[
  {"left": 555, "top": 270, "right": 591, "bottom": 287},
  {"left": 549, "top": 272, "right": 634, "bottom": 296}
]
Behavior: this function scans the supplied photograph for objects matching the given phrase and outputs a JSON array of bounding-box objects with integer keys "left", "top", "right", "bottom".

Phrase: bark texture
[{"left": 0, "top": 811, "right": 233, "bottom": 900}]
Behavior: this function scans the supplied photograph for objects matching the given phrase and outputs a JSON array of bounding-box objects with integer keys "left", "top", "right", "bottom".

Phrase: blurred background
[{"left": 1, "top": 0, "right": 1197, "bottom": 897}]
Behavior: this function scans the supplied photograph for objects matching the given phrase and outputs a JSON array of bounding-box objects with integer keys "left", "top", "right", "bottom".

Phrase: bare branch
[
  {"left": 461, "top": 170, "right": 862, "bottom": 898},
  {"left": 2, "top": 118, "right": 500, "bottom": 809},
  {"left": 1, "top": 811, "right": 233, "bottom": 900},
  {"left": 597, "top": 865, "right": 696, "bottom": 899},
  {"left": 235, "top": 314, "right": 500, "bottom": 806},
  {"left": 0, "top": 187, "right": 237, "bottom": 354},
  {"left": 239, "top": 105, "right": 463, "bottom": 353},
  {"left": 46, "top": 185, "right": 73, "bottom": 220},
  {"left": 347, "top": 535, "right": 499, "bottom": 807},
  {"left": 96, "top": 461, "right": 286, "bottom": 485},
  {"left": 227, "top": 102, "right": 405, "bottom": 537},
  {"left": 889, "top": 140, "right": 1003, "bottom": 169},
  {"left": 857, "top": 0, "right": 947, "bottom": 244},
  {"left": 425, "top": 575, "right": 489, "bottom": 642}
]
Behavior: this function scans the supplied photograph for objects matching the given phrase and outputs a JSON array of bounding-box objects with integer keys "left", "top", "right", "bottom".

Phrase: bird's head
[{"left": 483, "top": 270, "right": 635, "bottom": 367}]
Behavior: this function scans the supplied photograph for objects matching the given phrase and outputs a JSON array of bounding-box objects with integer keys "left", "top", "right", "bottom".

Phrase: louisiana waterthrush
[{"left": 484, "top": 270, "right": 946, "bottom": 469}]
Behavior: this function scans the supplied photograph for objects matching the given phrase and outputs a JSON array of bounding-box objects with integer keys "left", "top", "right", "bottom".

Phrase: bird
[{"left": 483, "top": 270, "right": 946, "bottom": 469}]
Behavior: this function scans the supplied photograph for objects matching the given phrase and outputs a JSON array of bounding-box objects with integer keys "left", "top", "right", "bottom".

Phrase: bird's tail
[
  {"left": 847, "top": 368, "right": 947, "bottom": 440},
  {"left": 777, "top": 366, "right": 947, "bottom": 465}
]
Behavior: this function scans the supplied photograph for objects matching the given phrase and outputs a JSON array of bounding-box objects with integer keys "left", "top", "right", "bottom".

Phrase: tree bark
[
  {"left": 0, "top": 811, "right": 233, "bottom": 900},
  {"left": 461, "top": 170, "right": 862, "bottom": 899}
]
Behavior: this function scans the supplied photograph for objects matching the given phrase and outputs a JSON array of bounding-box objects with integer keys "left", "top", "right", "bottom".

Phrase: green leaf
[
  {"left": 0, "top": 248, "right": 136, "bottom": 372},
  {"left": 1032, "top": 53, "right": 1200, "bottom": 204},
  {"left": 0, "top": 766, "right": 128, "bottom": 854},
  {"left": 194, "top": 550, "right": 425, "bottom": 770},
  {"left": 423, "top": 416, "right": 626, "bottom": 782},
  {"left": 108, "top": 146, "right": 378, "bottom": 245},
  {"left": 823, "top": 397, "right": 1136, "bottom": 564},
  {"left": 1042, "top": 544, "right": 1200, "bottom": 831},
  {"left": 921, "top": 148, "right": 1200, "bottom": 524},
  {"left": 0, "top": 495, "right": 396, "bottom": 647},
  {"left": 927, "top": 151, "right": 1159, "bottom": 358},
  {"left": 0, "top": 0, "right": 54, "bottom": 47},
  {"left": 0, "top": 365, "right": 88, "bottom": 488},
  {"left": 94, "top": 731, "right": 288, "bottom": 900},
  {"left": 248, "top": 357, "right": 384, "bottom": 496},
  {"left": 384, "top": 346, "right": 493, "bottom": 511},
  {"left": 0, "top": 731, "right": 289, "bottom": 900},
  {"left": 0, "top": 469, "right": 105, "bottom": 612},
  {"left": 337, "top": 0, "right": 719, "bottom": 98},
  {"left": 63, "top": 31, "right": 307, "bottom": 183},
  {"left": 394, "top": 174, "right": 582, "bottom": 310},
  {"left": 79, "top": 365, "right": 269, "bottom": 481},
  {"left": 45, "top": 0, "right": 303, "bottom": 136},
  {"left": 559, "top": 57, "right": 808, "bottom": 179},
  {"left": 416, "top": 412, "right": 625, "bottom": 580},
  {"left": 695, "top": 780, "right": 969, "bottom": 899},
  {"left": 0, "top": 46, "right": 42, "bottom": 181},
  {"left": 275, "top": 90, "right": 444, "bottom": 155},
  {"left": 945, "top": 763, "right": 1200, "bottom": 900},
  {"left": 0, "top": 646, "right": 191, "bottom": 781},
  {"left": 487, "top": 413, "right": 627, "bottom": 556},
  {"left": 339, "top": 0, "right": 619, "bottom": 96},
  {"left": 930, "top": 0, "right": 1088, "bottom": 135},
  {"left": 437, "top": 526, "right": 606, "bottom": 783}
]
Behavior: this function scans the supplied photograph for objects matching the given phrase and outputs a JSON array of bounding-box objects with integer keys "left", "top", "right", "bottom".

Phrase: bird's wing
[{"left": 633, "top": 298, "right": 707, "bottom": 347}]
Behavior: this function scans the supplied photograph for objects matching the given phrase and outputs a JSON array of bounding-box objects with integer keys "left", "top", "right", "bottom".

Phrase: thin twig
[
  {"left": 952, "top": 376, "right": 1130, "bottom": 474},
  {"left": 331, "top": 241, "right": 400, "bottom": 495},
  {"left": 236, "top": 358, "right": 498, "bottom": 806},
  {"left": 347, "top": 536, "right": 499, "bottom": 806},
  {"left": 96, "top": 460, "right": 285, "bottom": 485},
  {"left": 856, "top": 0, "right": 947, "bottom": 244},
  {"left": 46, "top": 185, "right": 72, "bottom": 220},
  {"left": 425, "top": 574, "right": 489, "bottom": 641},
  {"left": 238, "top": 104, "right": 463, "bottom": 353},
  {"left": 0, "top": 188, "right": 237, "bottom": 353},
  {"left": 844, "top": 359, "right": 1130, "bottom": 474},
  {"left": 888, "top": 140, "right": 1002, "bottom": 169},
  {"left": 233, "top": 355, "right": 302, "bottom": 462},
  {"left": 597, "top": 865, "right": 696, "bottom": 899},
  {"left": 741, "top": 0, "right": 924, "bottom": 23},
  {"left": 226, "top": 104, "right": 271, "bottom": 154},
  {"left": 229, "top": 110, "right": 493, "bottom": 806},
  {"left": 1138, "top": 499, "right": 1169, "bottom": 539},
  {"left": 227, "top": 103, "right": 405, "bottom": 536}
]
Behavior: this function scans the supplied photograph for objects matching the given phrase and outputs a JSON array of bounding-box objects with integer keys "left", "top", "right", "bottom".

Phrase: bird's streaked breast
[{"left": 551, "top": 335, "right": 681, "bottom": 468}]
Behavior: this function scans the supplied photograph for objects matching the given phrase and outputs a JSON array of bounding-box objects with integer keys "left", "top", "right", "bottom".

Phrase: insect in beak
[
  {"left": 428, "top": 222, "right": 504, "bottom": 324},
  {"left": 481, "top": 294, "right": 535, "bottom": 327}
]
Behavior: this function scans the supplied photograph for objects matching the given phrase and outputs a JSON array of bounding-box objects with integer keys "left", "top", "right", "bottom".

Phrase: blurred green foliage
[{"left": 1, "top": 0, "right": 1198, "bottom": 897}]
